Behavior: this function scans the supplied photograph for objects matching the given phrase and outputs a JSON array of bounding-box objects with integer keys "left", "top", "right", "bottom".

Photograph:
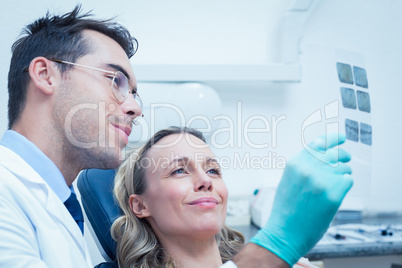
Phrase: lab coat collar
[
  {"left": 0, "top": 130, "right": 71, "bottom": 202},
  {"left": 0, "top": 145, "right": 88, "bottom": 257}
]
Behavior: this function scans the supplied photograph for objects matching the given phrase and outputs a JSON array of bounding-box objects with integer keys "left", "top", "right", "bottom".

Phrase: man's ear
[
  {"left": 28, "top": 57, "right": 58, "bottom": 95},
  {"left": 129, "top": 194, "right": 151, "bottom": 218}
]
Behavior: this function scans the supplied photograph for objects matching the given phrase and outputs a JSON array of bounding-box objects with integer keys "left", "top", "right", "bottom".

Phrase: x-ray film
[
  {"left": 303, "top": 45, "right": 373, "bottom": 205},
  {"left": 356, "top": 90, "right": 371, "bottom": 113},
  {"left": 336, "top": 62, "right": 354, "bottom": 84},
  {"left": 360, "top": 123, "right": 372, "bottom": 146},
  {"left": 353, "top": 66, "right": 369, "bottom": 88},
  {"left": 340, "top": 87, "right": 357, "bottom": 109},
  {"left": 345, "top": 119, "right": 359, "bottom": 142}
]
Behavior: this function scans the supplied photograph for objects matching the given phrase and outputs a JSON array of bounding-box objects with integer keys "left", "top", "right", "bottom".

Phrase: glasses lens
[
  {"left": 111, "top": 71, "right": 144, "bottom": 125},
  {"left": 111, "top": 72, "right": 129, "bottom": 102}
]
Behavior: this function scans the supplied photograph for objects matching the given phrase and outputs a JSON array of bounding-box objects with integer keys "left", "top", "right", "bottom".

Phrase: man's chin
[{"left": 97, "top": 147, "right": 124, "bottom": 170}]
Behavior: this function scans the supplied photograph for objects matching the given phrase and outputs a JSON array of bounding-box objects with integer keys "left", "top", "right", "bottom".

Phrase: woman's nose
[{"left": 194, "top": 171, "right": 213, "bottom": 192}]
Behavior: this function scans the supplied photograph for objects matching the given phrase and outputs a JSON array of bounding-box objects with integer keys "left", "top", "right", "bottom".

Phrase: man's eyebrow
[{"left": 107, "top": 63, "right": 131, "bottom": 81}]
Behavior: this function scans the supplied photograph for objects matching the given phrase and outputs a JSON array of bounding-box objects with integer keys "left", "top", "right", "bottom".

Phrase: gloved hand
[{"left": 250, "top": 133, "right": 353, "bottom": 267}]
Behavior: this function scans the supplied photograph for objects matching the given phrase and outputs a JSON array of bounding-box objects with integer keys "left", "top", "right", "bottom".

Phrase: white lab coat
[{"left": 0, "top": 145, "right": 92, "bottom": 268}]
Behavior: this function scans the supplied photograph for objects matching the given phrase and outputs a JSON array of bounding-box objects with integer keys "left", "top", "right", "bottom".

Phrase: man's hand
[{"left": 250, "top": 133, "right": 353, "bottom": 266}]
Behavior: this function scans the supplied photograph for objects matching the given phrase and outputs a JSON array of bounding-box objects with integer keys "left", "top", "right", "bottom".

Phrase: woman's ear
[
  {"left": 129, "top": 194, "right": 151, "bottom": 218},
  {"left": 28, "top": 57, "right": 58, "bottom": 95}
]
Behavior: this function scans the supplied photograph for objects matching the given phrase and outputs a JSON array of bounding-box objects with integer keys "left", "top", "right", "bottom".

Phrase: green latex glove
[{"left": 250, "top": 133, "right": 353, "bottom": 266}]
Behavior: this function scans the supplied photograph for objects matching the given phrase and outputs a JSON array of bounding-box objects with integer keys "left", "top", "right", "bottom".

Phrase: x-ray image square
[
  {"left": 336, "top": 62, "right": 354, "bottom": 84},
  {"left": 356, "top": 90, "right": 371, "bottom": 113},
  {"left": 345, "top": 119, "right": 359, "bottom": 142},
  {"left": 360, "top": 123, "right": 372, "bottom": 146},
  {"left": 353, "top": 66, "right": 368, "bottom": 88},
  {"left": 340, "top": 87, "right": 357, "bottom": 109}
]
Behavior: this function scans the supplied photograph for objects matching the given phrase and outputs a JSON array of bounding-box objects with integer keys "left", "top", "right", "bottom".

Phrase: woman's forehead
[{"left": 148, "top": 133, "right": 214, "bottom": 160}]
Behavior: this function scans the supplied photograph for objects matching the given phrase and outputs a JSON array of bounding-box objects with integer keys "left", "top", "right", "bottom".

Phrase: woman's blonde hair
[{"left": 111, "top": 127, "right": 244, "bottom": 268}]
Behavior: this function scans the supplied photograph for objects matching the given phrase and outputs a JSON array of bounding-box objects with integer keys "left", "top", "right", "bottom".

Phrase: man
[
  {"left": 0, "top": 5, "right": 352, "bottom": 268},
  {"left": 0, "top": 6, "right": 141, "bottom": 267}
]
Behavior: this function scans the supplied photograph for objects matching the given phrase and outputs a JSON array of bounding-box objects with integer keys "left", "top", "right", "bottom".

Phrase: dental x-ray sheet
[{"left": 301, "top": 44, "right": 372, "bottom": 210}]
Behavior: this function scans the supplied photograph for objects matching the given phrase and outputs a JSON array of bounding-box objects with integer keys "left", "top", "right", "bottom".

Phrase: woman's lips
[{"left": 189, "top": 197, "right": 219, "bottom": 208}]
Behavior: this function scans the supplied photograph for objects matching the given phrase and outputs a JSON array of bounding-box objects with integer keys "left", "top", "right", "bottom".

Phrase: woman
[{"left": 111, "top": 127, "right": 316, "bottom": 268}]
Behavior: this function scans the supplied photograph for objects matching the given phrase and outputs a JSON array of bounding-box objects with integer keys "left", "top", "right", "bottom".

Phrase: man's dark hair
[{"left": 7, "top": 5, "right": 138, "bottom": 128}]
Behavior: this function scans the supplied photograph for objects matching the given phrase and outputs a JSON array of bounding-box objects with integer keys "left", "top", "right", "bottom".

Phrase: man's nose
[{"left": 121, "top": 94, "right": 142, "bottom": 123}]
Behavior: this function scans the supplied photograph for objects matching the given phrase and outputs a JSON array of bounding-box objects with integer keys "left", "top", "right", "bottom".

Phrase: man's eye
[
  {"left": 113, "top": 76, "right": 122, "bottom": 87},
  {"left": 106, "top": 75, "right": 120, "bottom": 87}
]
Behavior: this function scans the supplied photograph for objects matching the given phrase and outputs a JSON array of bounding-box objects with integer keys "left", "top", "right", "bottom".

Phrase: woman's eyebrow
[
  {"left": 205, "top": 157, "right": 221, "bottom": 167},
  {"left": 167, "top": 156, "right": 219, "bottom": 167},
  {"left": 169, "top": 157, "right": 190, "bottom": 166}
]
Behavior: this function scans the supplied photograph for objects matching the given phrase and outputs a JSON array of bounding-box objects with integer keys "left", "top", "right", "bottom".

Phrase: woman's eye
[
  {"left": 172, "top": 168, "right": 185, "bottom": 175},
  {"left": 207, "top": 168, "right": 221, "bottom": 176}
]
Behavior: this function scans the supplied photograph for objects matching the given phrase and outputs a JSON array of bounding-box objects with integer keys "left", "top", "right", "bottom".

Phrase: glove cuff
[{"left": 250, "top": 228, "right": 300, "bottom": 267}]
